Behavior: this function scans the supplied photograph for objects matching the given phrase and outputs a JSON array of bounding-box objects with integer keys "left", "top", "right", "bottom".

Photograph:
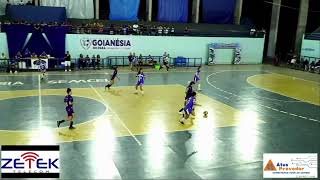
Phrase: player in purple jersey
[
  {"left": 179, "top": 92, "right": 196, "bottom": 124},
  {"left": 105, "top": 66, "right": 120, "bottom": 90},
  {"left": 194, "top": 66, "right": 201, "bottom": 91},
  {"left": 134, "top": 68, "right": 146, "bottom": 95},
  {"left": 178, "top": 81, "right": 195, "bottom": 114},
  {"left": 57, "top": 88, "right": 76, "bottom": 129}
]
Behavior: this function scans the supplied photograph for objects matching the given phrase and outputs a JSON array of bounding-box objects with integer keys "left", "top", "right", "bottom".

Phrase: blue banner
[
  {"left": 3, "top": 25, "right": 68, "bottom": 58},
  {"left": 158, "top": 0, "right": 189, "bottom": 22},
  {"left": 109, "top": 0, "right": 140, "bottom": 21},
  {"left": 202, "top": 0, "right": 235, "bottom": 24},
  {"left": 6, "top": 5, "right": 66, "bottom": 23}
]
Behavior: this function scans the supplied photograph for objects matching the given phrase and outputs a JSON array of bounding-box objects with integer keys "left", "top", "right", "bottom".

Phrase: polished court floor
[{"left": 0, "top": 65, "right": 319, "bottom": 179}]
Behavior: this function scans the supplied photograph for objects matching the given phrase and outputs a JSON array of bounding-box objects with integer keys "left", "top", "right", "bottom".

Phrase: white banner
[
  {"left": 263, "top": 153, "right": 318, "bottom": 178},
  {"left": 1, "top": 150, "right": 59, "bottom": 174},
  {"left": 40, "top": 0, "right": 94, "bottom": 19}
]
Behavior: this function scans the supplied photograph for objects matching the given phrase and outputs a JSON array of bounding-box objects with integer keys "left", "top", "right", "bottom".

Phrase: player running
[
  {"left": 194, "top": 66, "right": 201, "bottom": 91},
  {"left": 57, "top": 88, "right": 76, "bottom": 129},
  {"left": 178, "top": 81, "right": 195, "bottom": 114},
  {"left": 179, "top": 92, "right": 197, "bottom": 124},
  {"left": 105, "top": 66, "right": 119, "bottom": 90},
  {"left": 134, "top": 68, "right": 146, "bottom": 95}
]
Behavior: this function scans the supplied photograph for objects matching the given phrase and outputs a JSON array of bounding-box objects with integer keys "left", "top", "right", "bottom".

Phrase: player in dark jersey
[
  {"left": 134, "top": 68, "right": 146, "bottom": 95},
  {"left": 178, "top": 81, "right": 195, "bottom": 114},
  {"left": 105, "top": 66, "right": 119, "bottom": 90},
  {"left": 179, "top": 92, "right": 196, "bottom": 124},
  {"left": 57, "top": 88, "right": 75, "bottom": 129}
]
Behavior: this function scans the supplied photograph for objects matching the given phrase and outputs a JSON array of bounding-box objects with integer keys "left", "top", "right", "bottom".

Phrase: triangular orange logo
[{"left": 264, "top": 160, "right": 277, "bottom": 171}]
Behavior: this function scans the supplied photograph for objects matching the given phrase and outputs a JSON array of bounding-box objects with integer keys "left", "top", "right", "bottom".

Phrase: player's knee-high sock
[
  {"left": 69, "top": 121, "right": 74, "bottom": 128},
  {"left": 198, "top": 84, "right": 201, "bottom": 90}
]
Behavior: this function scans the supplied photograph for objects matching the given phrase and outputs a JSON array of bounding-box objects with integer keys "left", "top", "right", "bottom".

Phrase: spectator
[
  {"left": 64, "top": 51, "right": 71, "bottom": 72},
  {"left": 303, "top": 59, "right": 309, "bottom": 71},
  {"left": 290, "top": 55, "right": 297, "bottom": 68},
  {"left": 31, "top": 52, "right": 38, "bottom": 59},
  {"left": 315, "top": 60, "right": 320, "bottom": 73},
  {"left": 128, "top": 52, "right": 133, "bottom": 69},
  {"left": 170, "top": 27, "right": 175, "bottom": 35},
  {"left": 79, "top": 54, "right": 84, "bottom": 70},
  {"left": 18, "top": 0, "right": 25, "bottom": 5},
  {"left": 26, "top": 1, "right": 32, "bottom": 5},
  {"left": 138, "top": 54, "right": 143, "bottom": 66},
  {"left": 96, "top": 54, "right": 101, "bottom": 70},
  {"left": 158, "top": 26, "right": 163, "bottom": 36},
  {"left": 309, "top": 61, "right": 315, "bottom": 72},
  {"left": 0, "top": 53, "right": 8, "bottom": 68},
  {"left": 132, "top": 53, "right": 138, "bottom": 71},
  {"left": 184, "top": 27, "right": 189, "bottom": 35},
  {"left": 92, "top": 55, "right": 96, "bottom": 69},
  {"left": 164, "top": 27, "right": 169, "bottom": 36},
  {"left": 85, "top": 55, "right": 90, "bottom": 70},
  {"left": 147, "top": 55, "right": 156, "bottom": 66}
]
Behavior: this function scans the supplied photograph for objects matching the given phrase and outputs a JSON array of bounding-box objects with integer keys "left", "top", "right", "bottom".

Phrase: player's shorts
[
  {"left": 136, "top": 80, "right": 144, "bottom": 86},
  {"left": 65, "top": 61, "right": 71, "bottom": 66},
  {"left": 66, "top": 106, "right": 74, "bottom": 117},
  {"left": 184, "top": 108, "right": 191, "bottom": 115},
  {"left": 194, "top": 76, "right": 200, "bottom": 82}
]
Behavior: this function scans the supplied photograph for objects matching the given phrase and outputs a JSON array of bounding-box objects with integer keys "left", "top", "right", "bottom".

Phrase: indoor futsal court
[{"left": 0, "top": 64, "right": 319, "bottom": 179}]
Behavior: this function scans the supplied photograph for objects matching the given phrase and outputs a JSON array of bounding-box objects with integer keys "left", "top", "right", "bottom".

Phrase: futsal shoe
[
  {"left": 69, "top": 126, "right": 76, "bottom": 130},
  {"left": 65, "top": 69, "right": 67, "bottom": 72},
  {"left": 57, "top": 120, "right": 61, "bottom": 127},
  {"left": 179, "top": 119, "right": 185, "bottom": 125}
]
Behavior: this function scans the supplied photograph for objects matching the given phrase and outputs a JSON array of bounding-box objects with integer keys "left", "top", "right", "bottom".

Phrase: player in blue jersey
[
  {"left": 105, "top": 66, "right": 119, "bottom": 90},
  {"left": 194, "top": 66, "right": 201, "bottom": 91},
  {"left": 179, "top": 91, "right": 196, "bottom": 124},
  {"left": 39, "top": 60, "right": 46, "bottom": 79},
  {"left": 178, "top": 81, "right": 195, "bottom": 114},
  {"left": 134, "top": 68, "right": 146, "bottom": 95},
  {"left": 57, "top": 88, "right": 76, "bottom": 129}
]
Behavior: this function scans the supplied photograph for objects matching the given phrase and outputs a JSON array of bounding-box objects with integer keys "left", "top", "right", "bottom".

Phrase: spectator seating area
[
  {"left": 0, "top": 18, "right": 265, "bottom": 38},
  {"left": 285, "top": 55, "right": 320, "bottom": 74}
]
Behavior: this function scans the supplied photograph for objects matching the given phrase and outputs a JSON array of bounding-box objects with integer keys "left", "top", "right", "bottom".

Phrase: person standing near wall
[{"left": 64, "top": 51, "right": 71, "bottom": 72}]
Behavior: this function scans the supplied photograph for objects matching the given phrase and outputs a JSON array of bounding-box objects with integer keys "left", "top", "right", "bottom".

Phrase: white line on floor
[
  {"left": 89, "top": 84, "right": 142, "bottom": 146},
  {"left": 38, "top": 75, "right": 43, "bottom": 127},
  {"left": 206, "top": 70, "right": 320, "bottom": 123}
]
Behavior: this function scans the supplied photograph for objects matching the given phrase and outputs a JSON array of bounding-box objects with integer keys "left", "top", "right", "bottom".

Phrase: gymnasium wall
[
  {"left": 0, "top": 33, "right": 9, "bottom": 57},
  {"left": 301, "top": 38, "right": 320, "bottom": 58},
  {"left": 66, "top": 34, "right": 265, "bottom": 64}
]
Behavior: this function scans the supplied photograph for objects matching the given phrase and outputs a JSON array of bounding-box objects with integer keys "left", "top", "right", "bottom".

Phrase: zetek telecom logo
[
  {"left": 1, "top": 145, "right": 60, "bottom": 178},
  {"left": 263, "top": 153, "right": 318, "bottom": 178}
]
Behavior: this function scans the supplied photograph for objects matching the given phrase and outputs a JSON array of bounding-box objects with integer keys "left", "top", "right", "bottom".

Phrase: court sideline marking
[
  {"left": 38, "top": 75, "right": 43, "bottom": 127},
  {"left": 206, "top": 70, "right": 320, "bottom": 123},
  {"left": 89, "top": 84, "right": 142, "bottom": 146}
]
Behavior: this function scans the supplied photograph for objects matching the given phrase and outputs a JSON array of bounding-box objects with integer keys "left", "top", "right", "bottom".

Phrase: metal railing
[{"left": 0, "top": 56, "right": 203, "bottom": 72}]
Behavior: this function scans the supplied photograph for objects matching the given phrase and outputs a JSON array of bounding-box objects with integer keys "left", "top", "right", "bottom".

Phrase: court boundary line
[
  {"left": 89, "top": 84, "right": 142, "bottom": 146},
  {"left": 38, "top": 75, "right": 43, "bottom": 127},
  {"left": 206, "top": 70, "right": 320, "bottom": 123},
  {"left": 247, "top": 73, "right": 319, "bottom": 105}
]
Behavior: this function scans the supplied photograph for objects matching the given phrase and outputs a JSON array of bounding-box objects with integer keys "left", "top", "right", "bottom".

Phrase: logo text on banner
[
  {"left": 263, "top": 153, "right": 318, "bottom": 178},
  {"left": 1, "top": 145, "right": 60, "bottom": 178},
  {"left": 80, "top": 37, "right": 132, "bottom": 50}
]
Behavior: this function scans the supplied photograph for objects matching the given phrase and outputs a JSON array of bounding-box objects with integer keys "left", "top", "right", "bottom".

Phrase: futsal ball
[{"left": 203, "top": 111, "right": 208, "bottom": 118}]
